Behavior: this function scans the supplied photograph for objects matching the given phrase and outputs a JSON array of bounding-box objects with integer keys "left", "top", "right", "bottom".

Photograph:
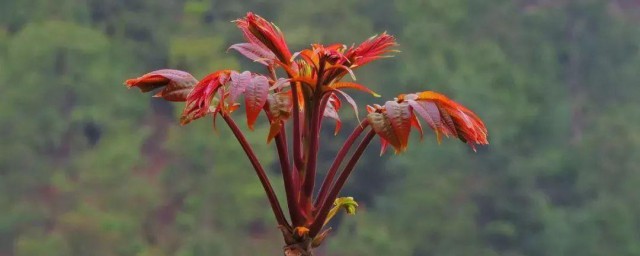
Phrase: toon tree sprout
[{"left": 124, "top": 12, "right": 488, "bottom": 256}]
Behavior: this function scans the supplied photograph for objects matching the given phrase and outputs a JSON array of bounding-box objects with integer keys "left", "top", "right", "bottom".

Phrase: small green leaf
[
  {"left": 335, "top": 197, "right": 358, "bottom": 215},
  {"left": 324, "top": 197, "right": 359, "bottom": 226}
]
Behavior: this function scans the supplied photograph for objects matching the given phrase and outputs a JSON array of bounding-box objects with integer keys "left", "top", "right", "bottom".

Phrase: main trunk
[
  {"left": 281, "top": 227, "right": 315, "bottom": 256},
  {"left": 283, "top": 240, "right": 313, "bottom": 256}
]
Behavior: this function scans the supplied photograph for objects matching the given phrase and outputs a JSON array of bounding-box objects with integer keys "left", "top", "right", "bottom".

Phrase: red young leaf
[
  {"left": 181, "top": 70, "right": 232, "bottom": 125},
  {"left": 267, "top": 121, "right": 283, "bottom": 144},
  {"left": 412, "top": 91, "right": 488, "bottom": 150},
  {"left": 125, "top": 69, "right": 198, "bottom": 102},
  {"left": 323, "top": 93, "right": 342, "bottom": 135},
  {"left": 265, "top": 92, "right": 293, "bottom": 143},
  {"left": 346, "top": 32, "right": 397, "bottom": 68},
  {"left": 408, "top": 99, "right": 449, "bottom": 142},
  {"left": 313, "top": 43, "right": 349, "bottom": 65},
  {"left": 244, "top": 75, "right": 270, "bottom": 130},
  {"left": 384, "top": 101, "right": 412, "bottom": 152},
  {"left": 333, "top": 89, "right": 359, "bottom": 122},
  {"left": 229, "top": 43, "right": 276, "bottom": 65},
  {"left": 270, "top": 78, "right": 291, "bottom": 90},
  {"left": 366, "top": 105, "right": 378, "bottom": 113},
  {"left": 410, "top": 112, "right": 424, "bottom": 140},
  {"left": 229, "top": 71, "right": 252, "bottom": 103},
  {"left": 329, "top": 82, "right": 380, "bottom": 97},
  {"left": 235, "top": 12, "right": 292, "bottom": 64},
  {"left": 367, "top": 112, "right": 400, "bottom": 155},
  {"left": 379, "top": 137, "right": 390, "bottom": 156},
  {"left": 368, "top": 91, "right": 488, "bottom": 153},
  {"left": 295, "top": 48, "right": 319, "bottom": 71},
  {"left": 323, "top": 64, "right": 357, "bottom": 82},
  {"left": 438, "top": 104, "right": 458, "bottom": 137}
]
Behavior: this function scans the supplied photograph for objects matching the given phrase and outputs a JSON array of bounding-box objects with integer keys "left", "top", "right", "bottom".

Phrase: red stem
[
  {"left": 309, "top": 129, "right": 376, "bottom": 237},
  {"left": 301, "top": 93, "right": 330, "bottom": 209},
  {"left": 222, "top": 114, "right": 290, "bottom": 229},
  {"left": 274, "top": 127, "right": 303, "bottom": 226},
  {"left": 291, "top": 82, "right": 304, "bottom": 172},
  {"left": 314, "top": 120, "right": 369, "bottom": 209},
  {"left": 298, "top": 60, "right": 327, "bottom": 216},
  {"left": 267, "top": 65, "right": 303, "bottom": 226}
]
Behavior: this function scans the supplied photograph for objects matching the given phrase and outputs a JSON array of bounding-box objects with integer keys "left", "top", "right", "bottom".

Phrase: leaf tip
[{"left": 124, "top": 79, "right": 136, "bottom": 88}]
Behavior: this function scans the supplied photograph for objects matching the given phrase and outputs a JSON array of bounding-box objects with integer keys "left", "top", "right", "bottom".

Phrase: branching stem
[
  {"left": 301, "top": 94, "right": 330, "bottom": 213},
  {"left": 309, "top": 129, "right": 376, "bottom": 236},
  {"left": 222, "top": 113, "right": 289, "bottom": 229},
  {"left": 314, "top": 119, "right": 369, "bottom": 209},
  {"left": 291, "top": 82, "right": 304, "bottom": 172},
  {"left": 268, "top": 65, "right": 303, "bottom": 226},
  {"left": 275, "top": 127, "right": 303, "bottom": 226}
]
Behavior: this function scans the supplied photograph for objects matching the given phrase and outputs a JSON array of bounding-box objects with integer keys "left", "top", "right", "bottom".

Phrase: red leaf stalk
[
  {"left": 314, "top": 120, "right": 369, "bottom": 210},
  {"left": 222, "top": 113, "right": 289, "bottom": 229},
  {"left": 309, "top": 129, "right": 376, "bottom": 236}
]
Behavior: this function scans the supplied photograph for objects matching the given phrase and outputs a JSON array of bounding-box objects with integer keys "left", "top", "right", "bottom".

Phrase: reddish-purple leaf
[
  {"left": 244, "top": 75, "right": 270, "bottom": 129},
  {"left": 333, "top": 89, "right": 359, "bottom": 122},
  {"left": 265, "top": 92, "right": 293, "bottom": 143},
  {"left": 234, "top": 12, "right": 292, "bottom": 64},
  {"left": 323, "top": 64, "right": 357, "bottom": 81},
  {"left": 180, "top": 70, "right": 232, "bottom": 125},
  {"left": 125, "top": 69, "right": 198, "bottom": 102},
  {"left": 379, "top": 137, "right": 390, "bottom": 156},
  {"left": 329, "top": 82, "right": 380, "bottom": 97},
  {"left": 270, "top": 78, "right": 291, "bottom": 90},
  {"left": 229, "top": 71, "right": 252, "bottom": 103},
  {"left": 367, "top": 112, "right": 399, "bottom": 155},
  {"left": 412, "top": 91, "right": 489, "bottom": 148},
  {"left": 384, "top": 101, "right": 412, "bottom": 152},
  {"left": 229, "top": 43, "right": 276, "bottom": 65},
  {"left": 408, "top": 99, "right": 453, "bottom": 142},
  {"left": 267, "top": 121, "right": 282, "bottom": 143},
  {"left": 346, "top": 32, "right": 397, "bottom": 67},
  {"left": 438, "top": 103, "right": 458, "bottom": 137},
  {"left": 410, "top": 112, "right": 424, "bottom": 140},
  {"left": 323, "top": 94, "right": 342, "bottom": 135}
]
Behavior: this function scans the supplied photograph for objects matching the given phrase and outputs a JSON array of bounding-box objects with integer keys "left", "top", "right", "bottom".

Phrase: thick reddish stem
[
  {"left": 309, "top": 129, "right": 376, "bottom": 236},
  {"left": 291, "top": 82, "right": 304, "bottom": 172},
  {"left": 314, "top": 120, "right": 369, "bottom": 209},
  {"left": 268, "top": 65, "right": 304, "bottom": 227},
  {"left": 300, "top": 93, "right": 330, "bottom": 212},
  {"left": 222, "top": 114, "right": 290, "bottom": 229},
  {"left": 275, "top": 128, "right": 304, "bottom": 226}
]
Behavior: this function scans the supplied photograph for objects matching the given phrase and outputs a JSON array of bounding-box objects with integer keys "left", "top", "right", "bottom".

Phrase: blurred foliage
[{"left": 1, "top": 0, "right": 640, "bottom": 255}]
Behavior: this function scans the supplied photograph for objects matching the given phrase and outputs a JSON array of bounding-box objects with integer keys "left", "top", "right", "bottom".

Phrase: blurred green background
[{"left": 1, "top": 0, "right": 640, "bottom": 255}]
